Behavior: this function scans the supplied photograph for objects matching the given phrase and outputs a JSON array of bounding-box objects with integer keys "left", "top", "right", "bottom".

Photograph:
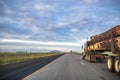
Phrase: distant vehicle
[{"left": 82, "top": 25, "right": 120, "bottom": 76}]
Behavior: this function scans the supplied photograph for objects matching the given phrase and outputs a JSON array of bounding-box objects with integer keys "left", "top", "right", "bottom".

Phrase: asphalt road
[
  {"left": 0, "top": 54, "right": 63, "bottom": 80},
  {"left": 23, "top": 54, "right": 120, "bottom": 80}
]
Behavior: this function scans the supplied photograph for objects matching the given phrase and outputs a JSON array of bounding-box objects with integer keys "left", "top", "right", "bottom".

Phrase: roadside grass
[{"left": 0, "top": 52, "right": 60, "bottom": 64}]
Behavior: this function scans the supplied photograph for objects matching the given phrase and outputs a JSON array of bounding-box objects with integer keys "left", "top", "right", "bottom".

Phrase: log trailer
[{"left": 82, "top": 25, "right": 120, "bottom": 76}]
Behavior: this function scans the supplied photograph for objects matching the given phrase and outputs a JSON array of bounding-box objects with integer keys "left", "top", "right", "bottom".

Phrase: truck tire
[
  {"left": 114, "top": 57, "right": 120, "bottom": 76},
  {"left": 107, "top": 56, "right": 114, "bottom": 72}
]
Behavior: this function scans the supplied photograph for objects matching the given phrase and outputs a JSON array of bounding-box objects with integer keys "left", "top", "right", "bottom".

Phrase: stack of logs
[{"left": 87, "top": 25, "right": 120, "bottom": 51}]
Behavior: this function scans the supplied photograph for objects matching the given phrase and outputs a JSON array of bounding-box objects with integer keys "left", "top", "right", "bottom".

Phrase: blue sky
[{"left": 0, "top": 0, "right": 120, "bottom": 52}]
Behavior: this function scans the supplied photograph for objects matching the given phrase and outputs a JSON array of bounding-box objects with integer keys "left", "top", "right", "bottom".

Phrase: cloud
[
  {"left": 0, "top": 14, "right": 46, "bottom": 35},
  {"left": 83, "top": 0, "right": 98, "bottom": 4},
  {"left": 0, "top": 39, "right": 80, "bottom": 46},
  {"left": 0, "top": 17, "right": 17, "bottom": 24},
  {"left": 0, "top": 1, "right": 14, "bottom": 16},
  {"left": 71, "top": 28, "right": 79, "bottom": 33},
  {"left": 34, "top": 4, "right": 55, "bottom": 11},
  {"left": 0, "top": 38, "right": 85, "bottom": 52},
  {"left": 52, "top": 13, "right": 90, "bottom": 29},
  {"left": 19, "top": 3, "right": 55, "bottom": 13}
]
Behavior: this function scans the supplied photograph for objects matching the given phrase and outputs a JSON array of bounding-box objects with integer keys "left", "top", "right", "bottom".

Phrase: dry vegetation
[{"left": 0, "top": 52, "right": 60, "bottom": 64}]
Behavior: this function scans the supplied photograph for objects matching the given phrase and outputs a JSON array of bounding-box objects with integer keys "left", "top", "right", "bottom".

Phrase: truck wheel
[
  {"left": 114, "top": 57, "right": 120, "bottom": 76},
  {"left": 107, "top": 57, "right": 114, "bottom": 72}
]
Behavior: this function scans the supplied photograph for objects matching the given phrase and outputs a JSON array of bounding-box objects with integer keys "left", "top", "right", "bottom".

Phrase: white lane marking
[{"left": 81, "top": 61, "right": 85, "bottom": 65}]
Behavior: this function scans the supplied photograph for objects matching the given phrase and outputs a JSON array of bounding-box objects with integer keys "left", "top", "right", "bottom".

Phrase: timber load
[
  {"left": 87, "top": 37, "right": 120, "bottom": 51},
  {"left": 87, "top": 25, "right": 120, "bottom": 46},
  {"left": 86, "top": 25, "right": 120, "bottom": 51}
]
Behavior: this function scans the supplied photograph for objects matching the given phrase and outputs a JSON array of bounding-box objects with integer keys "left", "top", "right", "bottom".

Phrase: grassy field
[{"left": 0, "top": 52, "right": 61, "bottom": 64}]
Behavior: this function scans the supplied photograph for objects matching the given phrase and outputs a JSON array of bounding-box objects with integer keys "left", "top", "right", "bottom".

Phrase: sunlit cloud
[
  {"left": 34, "top": 4, "right": 55, "bottom": 11},
  {"left": 0, "top": 39, "right": 86, "bottom": 52},
  {"left": 0, "top": 39, "right": 80, "bottom": 46}
]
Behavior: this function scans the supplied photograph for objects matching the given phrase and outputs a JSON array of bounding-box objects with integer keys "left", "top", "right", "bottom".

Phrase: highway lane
[{"left": 23, "top": 54, "right": 120, "bottom": 80}]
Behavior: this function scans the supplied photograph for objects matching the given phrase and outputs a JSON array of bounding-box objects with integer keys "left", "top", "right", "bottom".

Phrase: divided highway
[{"left": 23, "top": 54, "right": 120, "bottom": 80}]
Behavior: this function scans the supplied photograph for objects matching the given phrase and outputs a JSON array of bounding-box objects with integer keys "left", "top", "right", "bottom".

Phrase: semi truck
[{"left": 82, "top": 25, "right": 120, "bottom": 76}]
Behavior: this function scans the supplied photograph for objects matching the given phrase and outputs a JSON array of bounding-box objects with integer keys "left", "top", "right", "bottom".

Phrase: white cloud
[
  {"left": 19, "top": 3, "right": 55, "bottom": 12},
  {"left": 53, "top": 13, "right": 90, "bottom": 29},
  {"left": 21, "top": 35, "right": 32, "bottom": 39},
  {"left": 4, "top": 8, "right": 13, "bottom": 14},
  {"left": 0, "top": 1, "right": 14, "bottom": 15},
  {"left": 71, "top": 28, "right": 79, "bottom": 33},
  {"left": 8, "top": 15, "right": 45, "bottom": 33},
  {"left": 0, "top": 31, "right": 33, "bottom": 40},
  {"left": 0, "top": 17, "right": 17, "bottom": 24},
  {"left": 34, "top": 4, "right": 55, "bottom": 11},
  {"left": 83, "top": 0, "right": 98, "bottom": 3},
  {"left": 0, "top": 39, "right": 86, "bottom": 52},
  {"left": 55, "top": 22, "right": 68, "bottom": 28},
  {"left": 0, "top": 39, "right": 80, "bottom": 46},
  {"left": 0, "top": 32, "right": 18, "bottom": 39}
]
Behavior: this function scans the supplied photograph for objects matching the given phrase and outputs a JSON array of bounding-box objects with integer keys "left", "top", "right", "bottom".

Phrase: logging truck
[{"left": 82, "top": 25, "right": 120, "bottom": 76}]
